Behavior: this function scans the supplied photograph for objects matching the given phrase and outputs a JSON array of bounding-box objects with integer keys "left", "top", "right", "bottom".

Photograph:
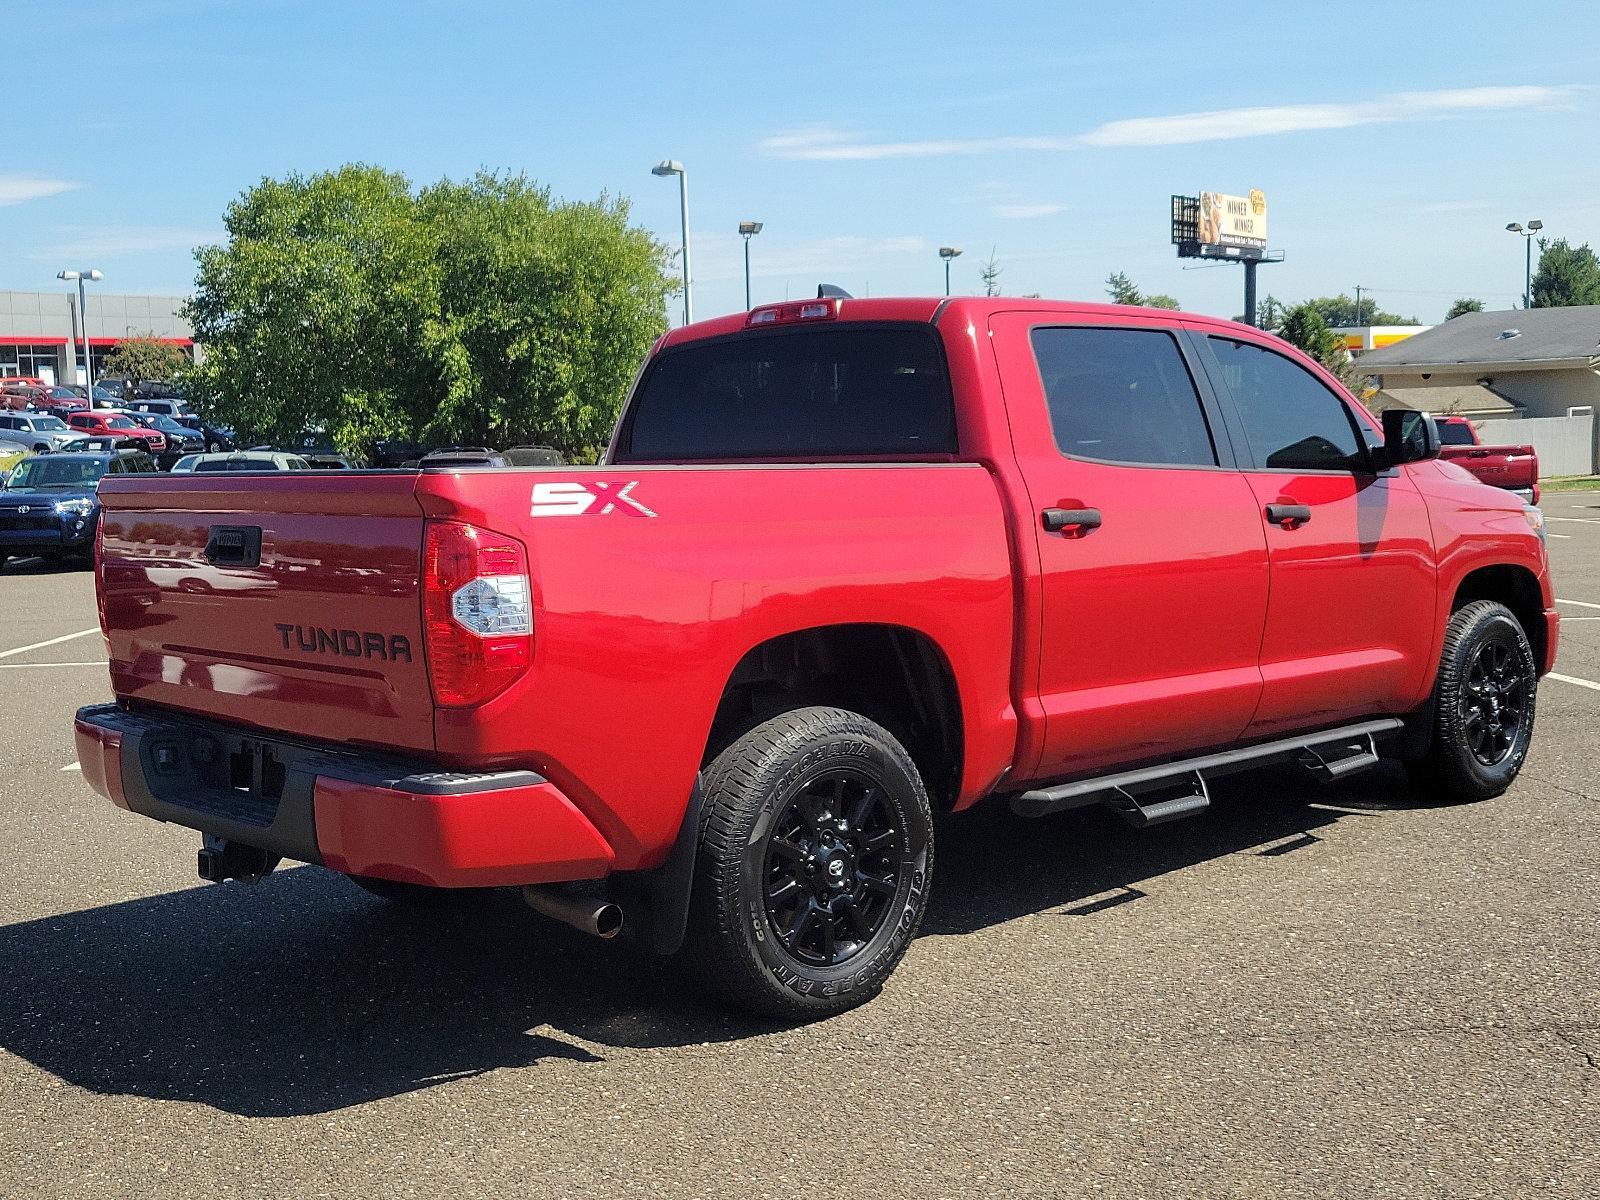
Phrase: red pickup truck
[
  {"left": 1435, "top": 415, "right": 1539, "bottom": 503},
  {"left": 75, "top": 298, "right": 1558, "bottom": 1019}
]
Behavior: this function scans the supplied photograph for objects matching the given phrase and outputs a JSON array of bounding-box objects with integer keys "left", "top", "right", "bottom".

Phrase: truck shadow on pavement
[{"left": 0, "top": 762, "right": 1437, "bottom": 1117}]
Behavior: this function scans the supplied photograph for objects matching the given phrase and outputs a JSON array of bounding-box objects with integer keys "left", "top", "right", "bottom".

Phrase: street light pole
[
  {"left": 1506, "top": 220, "right": 1543, "bottom": 308},
  {"left": 57, "top": 268, "right": 103, "bottom": 387},
  {"left": 738, "top": 220, "right": 763, "bottom": 310},
  {"left": 652, "top": 160, "right": 692, "bottom": 324},
  {"left": 939, "top": 246, "right": 962, "bottom": 296}
]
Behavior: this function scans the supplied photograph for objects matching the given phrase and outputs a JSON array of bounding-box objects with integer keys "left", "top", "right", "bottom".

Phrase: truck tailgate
[
  {"left": 1441, "top": 444, "right": 1538, "bottom": 491},
  {"left": 97, "top": 472, "right": 435, "bottom": 754}
]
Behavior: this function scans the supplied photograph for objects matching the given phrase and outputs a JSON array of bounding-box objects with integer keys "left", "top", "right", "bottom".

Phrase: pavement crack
[{"left": 1521, "top": 770, "right": 1599, "bottom": 805}]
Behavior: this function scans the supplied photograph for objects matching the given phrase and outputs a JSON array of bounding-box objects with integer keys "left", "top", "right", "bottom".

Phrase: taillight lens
[{"left": 422, "top": 521, "right": 532, "bottom": 707}]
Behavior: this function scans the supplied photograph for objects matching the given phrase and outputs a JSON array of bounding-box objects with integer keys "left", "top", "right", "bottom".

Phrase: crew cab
[
  {"left": 75, "top": 298, "right": 1558, "bottom": 1019},
  {"left": 1435, "top": 415, "right": 1539, "bottom": 503},
  {"left": 66, "top": 410, "right": 166, "bottom": 455}
]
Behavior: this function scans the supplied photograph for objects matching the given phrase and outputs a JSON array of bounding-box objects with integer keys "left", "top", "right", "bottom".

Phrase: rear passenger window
[
  {"left": 1030, "top": 327, "right": 1217, "bottom": 467},
  {"left": 1207, "top": 337, "right": 1366, "bottom": 472}
]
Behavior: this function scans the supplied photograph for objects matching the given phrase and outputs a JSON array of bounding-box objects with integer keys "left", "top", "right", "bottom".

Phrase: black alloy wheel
[
  {"left": 1407, "top": 599, "right": 1538, "bottom": 803},
  {"left": 762, "top": 768, "right": 901, "bottom": 968},
  {"left": 1460, "top": 639, "right": 1528, "bottom": 767}
]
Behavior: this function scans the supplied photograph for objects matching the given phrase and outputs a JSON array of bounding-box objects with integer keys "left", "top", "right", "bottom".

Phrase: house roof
[
  {"left": 1370, "top": 384, "right": 1523, "bottom": 417},
  {"left": 1356, "top": 304, "right": 1600, "bottom": 370}
]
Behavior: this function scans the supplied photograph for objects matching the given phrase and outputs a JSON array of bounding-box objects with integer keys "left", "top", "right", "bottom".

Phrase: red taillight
[{"left": 422, "top": 521, "right": 533, "bottom": 707}]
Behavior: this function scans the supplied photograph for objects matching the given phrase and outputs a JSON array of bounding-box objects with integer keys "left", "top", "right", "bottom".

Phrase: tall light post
[
  {"left": 652, "top": 160, "right": 692, "bottom": 324},
  {"left": 939, "top": 246, "right": 962, "bottom": 296},
  {"left": 738, "top": 220, "right": 763, "bottom": 310},
  {"left": 57, "top": 268, "right": 103, "bottom": 386},
  {"left": 1506, "top": 220, "right": 1543, "bottom": 308}
]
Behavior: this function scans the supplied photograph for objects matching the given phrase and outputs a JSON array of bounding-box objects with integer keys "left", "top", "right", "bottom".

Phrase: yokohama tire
[
  {"left": 685, "top": 706, "right": 934, "bottom": 1021},
  {"left": 1408, "top": 600, "right": 1538, "bottom": 803}
]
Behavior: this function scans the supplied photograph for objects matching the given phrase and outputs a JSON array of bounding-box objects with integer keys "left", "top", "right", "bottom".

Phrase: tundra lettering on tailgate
[
  {"left": 530, "top": 481, "right": 656, "bottom": 518},
  {"left": 276, "top": 623, "right": 413, "bottom": 662}
]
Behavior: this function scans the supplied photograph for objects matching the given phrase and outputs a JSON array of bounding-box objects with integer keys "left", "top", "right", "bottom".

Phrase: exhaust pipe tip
[{"left": 523, "top": 886, "right": 624, "bottom": 939}]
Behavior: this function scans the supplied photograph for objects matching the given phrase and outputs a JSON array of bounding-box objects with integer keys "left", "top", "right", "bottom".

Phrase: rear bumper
[{"left": 73, "top": 703, "right": 614, "bottom": 887}]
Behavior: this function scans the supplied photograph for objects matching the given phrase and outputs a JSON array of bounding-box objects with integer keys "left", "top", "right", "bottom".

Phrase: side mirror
[{"left": 1380, "top": 408, "right": 1441, "bottom": 466}]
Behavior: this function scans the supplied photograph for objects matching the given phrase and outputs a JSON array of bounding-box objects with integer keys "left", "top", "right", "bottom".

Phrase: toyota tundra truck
[
  {"left": 75, "top": 297, "right": 1559, "bottom": 1019},
  {"left": 1434, "top": 415, "right": 1540, "bottom": 504}
]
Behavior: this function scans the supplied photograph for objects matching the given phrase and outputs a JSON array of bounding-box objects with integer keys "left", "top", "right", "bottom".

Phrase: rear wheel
[
  {"left": 1407, "top": 600, "right": 1537, "bottom": 802},
  {"left": 685, "top": 706, "right": 934, "bottom": 1021}
]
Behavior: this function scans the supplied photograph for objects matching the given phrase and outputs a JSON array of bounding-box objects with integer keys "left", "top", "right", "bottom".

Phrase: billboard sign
[{"left": 1197, "top": 190, "right": 1267, "bottom": 249}]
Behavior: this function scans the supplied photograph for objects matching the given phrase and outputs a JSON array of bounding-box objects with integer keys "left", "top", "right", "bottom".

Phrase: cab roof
[{"left": 658, "top": 296, "right": 1270, "bottom": 350}]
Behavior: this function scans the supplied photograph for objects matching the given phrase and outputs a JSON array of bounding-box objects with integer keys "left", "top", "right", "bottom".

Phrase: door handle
[
  {"left": 1264, "top": 503, "right": 1312, "bottom": 529},
  {"left": 1041, "top": 507, "right": 1102, "bottom": 535}
]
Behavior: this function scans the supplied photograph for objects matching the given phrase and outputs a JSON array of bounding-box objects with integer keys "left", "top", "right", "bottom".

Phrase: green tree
[
  {"left": 980, "top": 248, "right": 1002, "bottom": 297},
  {"left": 1530, "top": 238, "right": 1600, "bottom": 308},
  {"left": 1301, "top": 294, "right": 1419, "bottom": 327},
  {"left": 1105, "top": 270, "right": 1141, "bottom": 305},
  {"left": 185, "top": 165, "right": 674, "bottom": 461},
  {"left": 1445, "top": 297, "right": 1484, "bottom": 319},
  {"left": 1276, "top": 303, "right": 1357, "bottom": 386},
  {"left": 101, "top": 336, "right": 192, "bottom": 388},
  {"left": 1105, "top": 271, "right": 1177, "bottom": 308}
]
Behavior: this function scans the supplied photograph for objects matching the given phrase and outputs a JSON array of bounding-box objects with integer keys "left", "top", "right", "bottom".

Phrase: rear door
[
  {"left": 989, "top": 313, "right": 1270, "bottom": 779},
  {"left": 1193, "top": 331, "right": 1437, "bottom": 735}
]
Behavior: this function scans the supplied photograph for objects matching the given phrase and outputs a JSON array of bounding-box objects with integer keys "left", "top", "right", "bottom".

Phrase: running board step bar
[{"left": 1010, "top": 718, "right": 1403, "bottom": 823}]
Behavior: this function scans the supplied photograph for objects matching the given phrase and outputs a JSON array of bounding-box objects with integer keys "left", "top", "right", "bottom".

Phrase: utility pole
[{"left": 1354, "top": 285, "right": 1365, "bottom": 326}]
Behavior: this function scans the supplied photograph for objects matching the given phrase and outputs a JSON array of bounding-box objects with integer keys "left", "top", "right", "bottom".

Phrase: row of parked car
[{"left": 0, "top": 381, "right": 569, "bottom": 571}]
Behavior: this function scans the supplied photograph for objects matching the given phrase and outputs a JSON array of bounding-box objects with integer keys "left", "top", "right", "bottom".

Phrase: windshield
[
  {"left": 6, "top": 457, "right": 106, "bottom": 489},
  {"left": 618, "top": 325, "right": 957, "bottom": 462},
  {"left": 1437, "top": 422, "right": 1476, "bottom": 446},
  {"left": 30, "top": 416, "right": 68, "bottom": 431},
  {"left": 105, "top": 416, "right": 138, "bottom": 430},
  {"left": 150, "top": 415, "right": 188, "bottom": 433}
]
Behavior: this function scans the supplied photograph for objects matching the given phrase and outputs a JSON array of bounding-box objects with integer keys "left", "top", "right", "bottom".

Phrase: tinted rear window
[
  {"left": 195, "top": 458, "right": 278, "bottom": 472},
  {"left": 618, "top": 326, "right": 956, "bottom": 462},
  {"left": 1437, "top": 421, "right": 1475, "bottom": 446}
]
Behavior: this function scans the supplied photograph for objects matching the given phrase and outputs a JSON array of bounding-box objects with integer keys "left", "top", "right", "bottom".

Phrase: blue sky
[{"left": 4, "top": 0, "right": 1597, "bottom": 324}]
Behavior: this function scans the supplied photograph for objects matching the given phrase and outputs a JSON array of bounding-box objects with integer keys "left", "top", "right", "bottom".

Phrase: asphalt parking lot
[{"left": 1, "top": 495, "right": 1597, "bottom": 1200}]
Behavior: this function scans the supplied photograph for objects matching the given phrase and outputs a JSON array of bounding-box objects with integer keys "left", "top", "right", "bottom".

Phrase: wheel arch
[
  {"left": 1450, "top": 562, "right": 1547, "bottom": 670},
  {"left": 703, "top": 623, "right": 965, "bottom": 812}
]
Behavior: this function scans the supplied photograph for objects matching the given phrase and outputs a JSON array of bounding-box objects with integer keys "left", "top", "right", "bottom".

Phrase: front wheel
[
  {"left": 685, "top": 706, "right": 934, "bottom": 1021},
  {"left": 1407, "top": 600, "right": 1538, "bottom": 802}
]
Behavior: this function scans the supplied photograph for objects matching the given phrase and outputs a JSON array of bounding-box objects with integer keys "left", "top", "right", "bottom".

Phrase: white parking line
[
  {"left": 0, "top": 627, "right": 99, "bottom": 660},
  {"left": 0, "top": 660, "right": 108, "bottom": 670},
  {"left": 59, "top": 763, "right": 80, "bottom": 772},
  {"left": 1546, "top": 516, "right": 1600, "bottom": 524},
  {"left": 1550, "top": 672, "right": 1600, "bottom": 694},
  {"left": 1556, "top": 598, "right": 1600, "bottom": 610},
  {"left": 1550, "top": 533, "right": 1573, "bottom": 539}
]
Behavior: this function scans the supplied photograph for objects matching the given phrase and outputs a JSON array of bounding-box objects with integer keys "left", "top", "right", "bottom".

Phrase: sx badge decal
[{"left": 530, "top": 481, "right": 657, "bottom": 518}]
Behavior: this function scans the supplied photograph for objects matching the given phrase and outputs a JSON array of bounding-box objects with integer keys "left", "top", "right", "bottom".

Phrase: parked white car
[{"left": 169, "top": 452, "right": 313, "bottom": 473}]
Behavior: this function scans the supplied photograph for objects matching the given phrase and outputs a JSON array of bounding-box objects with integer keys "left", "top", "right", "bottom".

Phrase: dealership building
[{"left": 0, "top": 290, "right": 195, "bottom": 385}]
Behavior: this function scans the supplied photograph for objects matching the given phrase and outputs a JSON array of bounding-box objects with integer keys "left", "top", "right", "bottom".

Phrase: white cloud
[
  {"left": 763, "top": 85, "right": 1579, "bottom": 160},
  {"left": 0, "top": 176, "right": 81, "bottom": 205},
  {"left": 29, "top": 226, "right": 224, "bottom": 259},
  {"left": 992, "top": 203, "right": 1066, "bottom": 219}
]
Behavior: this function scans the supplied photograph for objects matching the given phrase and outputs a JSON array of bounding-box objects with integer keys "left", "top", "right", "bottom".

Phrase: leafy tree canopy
[
  {"left": 102, "top": 337, "right": 192, "bottom": 386},
  {"left": 185, "top": 165, "right": 674, "bottom": 461},
  {"left": 1445, "top": 297, "right": 1484, "bottom": 319},
  {"left": 1300, "top": 294, "right": 1419, "bottom": 327},
  {"left": 1530, "top": 238, "right": 1600, "bottom": 308},
  {"left": 1105, "top": 271, "right": 1179, "bottom": 309}
]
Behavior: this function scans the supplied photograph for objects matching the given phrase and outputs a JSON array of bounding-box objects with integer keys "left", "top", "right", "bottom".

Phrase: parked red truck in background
[
  {"left": 1434, "top": 414, "right": 1540, "bottom": 503},
  {"left": 76, "top": 297, "right": 1558, "bottom": 1019}
]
